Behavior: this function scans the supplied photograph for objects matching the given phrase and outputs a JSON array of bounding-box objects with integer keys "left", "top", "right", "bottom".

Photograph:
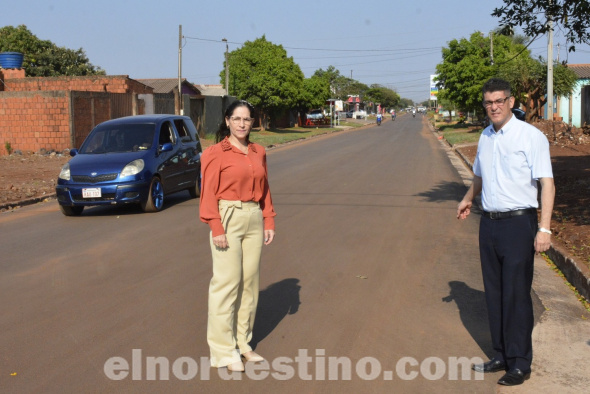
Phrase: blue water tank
[{"left": 0, "top": 52, "right": 24, "bottom": 69}]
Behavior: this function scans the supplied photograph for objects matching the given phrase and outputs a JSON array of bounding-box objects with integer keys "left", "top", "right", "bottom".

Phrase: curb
[
  {"left": 0, "top": 193, "right": 57, "bottom": 212},
  {"left": 429, "top": 120, "right": 590, "bottom": 301}
]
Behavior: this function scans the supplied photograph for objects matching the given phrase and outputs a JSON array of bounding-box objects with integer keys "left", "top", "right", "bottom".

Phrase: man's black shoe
[
  {"left": 497, "top": 369, "right": 531, "bottom": 386},
  {"left": 471, "top": 358, "right": 506, "bottom": 373}
]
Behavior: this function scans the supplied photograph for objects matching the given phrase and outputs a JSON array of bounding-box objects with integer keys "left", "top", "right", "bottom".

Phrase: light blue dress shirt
[{"left": 473, "top": 115, "right": 553, "bottom": 212}]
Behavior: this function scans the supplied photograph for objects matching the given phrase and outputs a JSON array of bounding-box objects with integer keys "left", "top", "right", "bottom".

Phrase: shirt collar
[
  {"left": 220, "top": 137, "right": 257, "bottom": 153},
  {"left": 488, "top": 113, "right": 515, "bottom": 135}
]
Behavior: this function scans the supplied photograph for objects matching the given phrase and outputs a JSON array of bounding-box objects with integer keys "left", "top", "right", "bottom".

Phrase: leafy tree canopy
[
  {"left": 398, "top": 97, "right": 414, "bottom": 109},
  {"left": 435, "top": 32, "right": 498, "bottom": 113},
  {"left": 492, "top": 0, "right": 590, "bottom": 52},
  {"left": 436, "top": 30, "right": 577, "bottom": 121},
  {"left": 299, "top": 75, "right": 331, "bottom": 110},
  {"left": 222, "top": 36, "right": 305, "bottom": 128},
  {"left": 364, "top": 84, "right": 400, "bottom": 109},
  {"left": 0, "top": 25, "right": 105, "bottom": 76},
  {"left": 313, "top": 66, "right": 360, "bottom": 101}
]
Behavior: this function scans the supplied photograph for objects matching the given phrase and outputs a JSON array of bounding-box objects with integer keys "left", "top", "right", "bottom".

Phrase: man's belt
[{"left": 481, "top": 208, "right": 537, "bottom": 220}]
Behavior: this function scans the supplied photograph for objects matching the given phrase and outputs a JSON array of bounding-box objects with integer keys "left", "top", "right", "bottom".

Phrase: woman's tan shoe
[
  {"left": 226, "top": 361, "right": 245, "bottom": 372},
  {"left": 242, "top": 351, "right": 265, "bottom": 362}
]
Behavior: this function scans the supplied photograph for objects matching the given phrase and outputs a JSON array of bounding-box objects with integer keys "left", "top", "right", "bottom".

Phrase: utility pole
[
  {"left": 178, "top": 25, "right": 183, "bottom": 115},
  {"left": 490, "top": 31, "right": 494, "bottom": 65},
  {"left": 547, "top": 2, "right": 554, "bottom": 121},
  {"left": 222, "top": 38, "right": 229, "bottom": 96}
]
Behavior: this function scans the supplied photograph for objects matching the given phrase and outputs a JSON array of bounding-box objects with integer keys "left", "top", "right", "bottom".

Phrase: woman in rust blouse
[{"left": 199, "top": 100, "right": 276, "bottom": 372}]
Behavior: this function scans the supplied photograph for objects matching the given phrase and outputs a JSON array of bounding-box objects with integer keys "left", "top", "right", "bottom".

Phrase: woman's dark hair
[{"left": 215, "top": 100, "right": 256, "bottom": 143}]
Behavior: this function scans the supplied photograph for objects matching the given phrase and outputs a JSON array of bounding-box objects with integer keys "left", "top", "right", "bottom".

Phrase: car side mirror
[
  {"left": 159, "top": 143, "right": 173, "bottom": 153},
  {"left": 70, "top": 149, "right": 78, "bottom": 157}
]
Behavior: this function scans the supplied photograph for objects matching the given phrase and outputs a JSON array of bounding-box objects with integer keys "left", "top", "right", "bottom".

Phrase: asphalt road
[{"left": 1, "top": 114, "right": 502, "bottom": 392}]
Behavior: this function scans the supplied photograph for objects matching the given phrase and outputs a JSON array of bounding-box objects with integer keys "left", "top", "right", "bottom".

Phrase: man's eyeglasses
[
  {"left": 483, "top": 96, "right": 510, "bottom": 108},
  {"left": 229, "top": 116, "right": 254, "bottom": 125}
]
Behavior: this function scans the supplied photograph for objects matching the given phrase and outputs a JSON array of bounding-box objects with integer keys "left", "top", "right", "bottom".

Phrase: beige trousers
[{"left": 207, "top": 200, "right": 263, "bottom": 368}]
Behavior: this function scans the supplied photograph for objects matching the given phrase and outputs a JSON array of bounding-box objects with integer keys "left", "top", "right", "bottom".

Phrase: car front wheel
[
  {"left": 188, "top": 175, "right": 201, "bottom": 198},
  {"left": 60, "top": 205, "right": 84, "bottom": 216},
  {"left": 141, "top": 176, "right": 164, "bottom": 212}
]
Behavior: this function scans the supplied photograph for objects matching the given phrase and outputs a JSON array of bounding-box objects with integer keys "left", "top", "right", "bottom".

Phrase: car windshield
[{"left": 80, "top": 124, "right": 155, "bottom": 154}]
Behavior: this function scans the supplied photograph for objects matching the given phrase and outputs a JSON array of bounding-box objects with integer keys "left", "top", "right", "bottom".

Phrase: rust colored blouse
[{"left": 199, "top": 137, "right": 276, "bottom": 236}]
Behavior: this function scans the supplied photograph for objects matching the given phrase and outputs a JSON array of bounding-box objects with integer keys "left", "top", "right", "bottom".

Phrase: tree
[
  {"left": 298, "top": 75, "right": 331, "bottom": 111},
  {"left": 436, "top": 30, "right": 577, "bottom": 123},
  {"left": 398, "top": 97, "right": 414, "bottom": 109},
  {"left": 364, "top": 84, "right": 400, "bottom": 109},
  {"left": 492, "top": 0, "right": 590, "bottom": 52},
  {"left": 435, "top": 32, "right": 497, "bottom": 115},
  {"left": 313, "top": 66, "right": 354, "bottom": 101},
  {"left": 0, "top": 25, "right": 105, "bottom": 76},
  {"left": 223, "top": 36, "right": 305, "bottom": 130},
  {"left": 498, "top": 57, "right": 577, "bottom": 121}
]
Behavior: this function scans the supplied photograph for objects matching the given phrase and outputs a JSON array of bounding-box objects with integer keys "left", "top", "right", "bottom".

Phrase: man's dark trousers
[{"left": 479, "top": 213, "right": 537, "bottom": 372}]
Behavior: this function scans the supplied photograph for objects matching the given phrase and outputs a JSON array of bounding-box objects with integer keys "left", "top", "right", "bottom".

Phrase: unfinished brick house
[{"left": 0, "top": 68, "right": 153, "bottom": 155}]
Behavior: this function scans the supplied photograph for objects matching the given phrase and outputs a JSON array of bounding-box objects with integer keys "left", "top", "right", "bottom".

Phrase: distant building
[{"left": 557, "top": 64, "right": 590, "bottom": 127}]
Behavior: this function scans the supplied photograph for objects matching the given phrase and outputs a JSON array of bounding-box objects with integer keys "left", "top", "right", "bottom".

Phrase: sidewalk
[{"left": 436, "top": 124, "right": 590, "bottom": 392}]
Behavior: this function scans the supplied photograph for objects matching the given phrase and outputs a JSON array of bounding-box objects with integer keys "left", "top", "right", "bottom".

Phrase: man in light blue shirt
[{"left": 457, "top": 78, "right": 555, "bottom": 386}]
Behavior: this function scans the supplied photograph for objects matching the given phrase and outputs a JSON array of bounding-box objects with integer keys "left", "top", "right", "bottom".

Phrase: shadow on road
[
  {"left": 251, "top": 278, "right": 301, "bottom": 349},
  {"left": 415, "top": 181, "right": 468, "bottom": 204},
  {"left": 442, "top": 281, "right": 494, "bottom": 358}
]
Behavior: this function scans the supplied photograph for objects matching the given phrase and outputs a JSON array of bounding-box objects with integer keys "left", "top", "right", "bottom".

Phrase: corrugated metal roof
[
  {"left": 567, "top": 64, "right": 590, "bottom": 79},
  {"left": 194, "top": 84, "right": 226, "bottom": 96},
  {"left": 136, "top": 79, "right": 181, "bottom": 93}
]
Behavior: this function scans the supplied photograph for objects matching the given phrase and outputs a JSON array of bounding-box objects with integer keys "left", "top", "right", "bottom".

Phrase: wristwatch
[{"left": 538, "top": 227, "right": 552, "bottom": 234}]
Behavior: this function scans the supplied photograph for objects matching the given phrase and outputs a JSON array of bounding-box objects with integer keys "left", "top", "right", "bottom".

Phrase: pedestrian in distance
[
  {"left": 457, "top": 78, "right": 555, "bottom": 386},
  {"left": 199, "top": 100, "right": 277, "bottom": 372}
]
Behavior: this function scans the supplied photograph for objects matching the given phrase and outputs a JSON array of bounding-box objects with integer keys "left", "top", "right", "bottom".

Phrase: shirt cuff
[
  {"left": 264, "top": 217, "right": 275, "bottom": 231},
  {"left": 209, "top": 220, "right": 225, "bottom": 237}
]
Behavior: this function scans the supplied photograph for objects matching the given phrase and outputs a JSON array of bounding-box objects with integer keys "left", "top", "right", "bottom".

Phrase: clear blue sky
[{"left": 2, "top": 0, "right": 589, "bottom": 103}]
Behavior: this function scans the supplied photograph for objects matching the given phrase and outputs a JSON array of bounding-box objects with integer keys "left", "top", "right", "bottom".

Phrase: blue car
[{"left": 56, "top": 114, "right": 202, "bottom": 216}]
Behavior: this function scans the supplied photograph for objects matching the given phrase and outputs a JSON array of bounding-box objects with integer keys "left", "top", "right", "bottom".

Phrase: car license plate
[{"left": 82, "top": 188, "right": 101, "bottom": 198}]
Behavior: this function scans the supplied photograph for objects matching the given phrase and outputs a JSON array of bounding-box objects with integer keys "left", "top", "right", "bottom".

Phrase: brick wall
[
  {"left": 0, "top": 74, "right": 154, "bottom": 155},
  {"left": 2, "top": 74, "right": 153, "bottom": 94},
  {"left": 0, "top": 91, "right": 70, "bottom": 154}
]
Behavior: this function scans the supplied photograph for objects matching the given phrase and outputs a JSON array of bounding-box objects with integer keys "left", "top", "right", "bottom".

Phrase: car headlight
[
  {"left": 58, "top": 163, "right": 71, "bottom": 180},
  {"left": 120, "top": 159, "right": 145, "bottom": 177}
]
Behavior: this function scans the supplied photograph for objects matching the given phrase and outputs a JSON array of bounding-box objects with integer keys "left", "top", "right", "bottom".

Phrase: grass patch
[
  {"left": 200, "top": 123, "right": 363, "bottom": 148},
  {"left": 435, "top": 121, "right": 483, "bottom": 146}
]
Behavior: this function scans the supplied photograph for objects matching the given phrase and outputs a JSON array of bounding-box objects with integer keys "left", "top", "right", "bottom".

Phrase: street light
[{"left": 222, "top": 38, "right": 229, "bottom": 96}]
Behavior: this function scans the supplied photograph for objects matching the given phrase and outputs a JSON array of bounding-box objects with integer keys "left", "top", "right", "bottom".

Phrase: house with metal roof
[
  {"left": 137, "top": 79, "right": 234, "bottom": 136},
  {"left": 557, "top": 64, "right": 590, "bottom": 127}
]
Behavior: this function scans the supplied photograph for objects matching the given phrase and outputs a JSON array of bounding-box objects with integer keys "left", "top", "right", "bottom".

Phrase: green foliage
[
  {"left": 435, "top": 31, "right": 577, "bottom": 121},
  {"left": 300, "top": 75, "right": 331, "bottom": 110},
  {"left": 435, "top": 32, "right": 497, "bottom": 114},
  {"left": 498, "top": 55, "right": 577, "bottom": 121},
  {"left": 313, "top": 66, "right": 356, "bottom": 100},
  {"left": 364, "top": 84, "right": 400, "bottom": 108},
  {"left": 4, "top": 141, "right": 12, "bottom": 155},
  {"left": 492, "top": 0, "right": 590, "bottom": 52},
  {"left": 398, "top": 97, "right": 414, "bottom": 109},
  {"left": 0, "top": 25, "right": 105, "bottom": 77},
  {"left": 222, "top": 36, "right": 305, "bottom": 129}
]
